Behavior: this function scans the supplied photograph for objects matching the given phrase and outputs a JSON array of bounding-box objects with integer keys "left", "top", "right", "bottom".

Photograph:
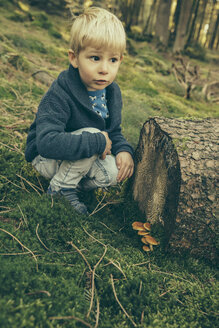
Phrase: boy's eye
[
  {"left": 91, "top": 56, "right": 99, "bottom": 61},
  {"left": 111, "top": 58, "right": 118, "bottom": 63}
]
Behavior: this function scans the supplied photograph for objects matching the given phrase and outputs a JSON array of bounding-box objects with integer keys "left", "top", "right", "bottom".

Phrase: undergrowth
[{"left": 0, "top": 1, "right": 218, "bottom": 327}]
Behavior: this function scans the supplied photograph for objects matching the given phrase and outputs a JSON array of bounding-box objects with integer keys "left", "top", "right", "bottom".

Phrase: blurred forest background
[
  {"left": 0, "top": 1, "right": 219, "bottom": 327},
  {"left": 26, "top": 0, "right": 219, "bottom": 54}
]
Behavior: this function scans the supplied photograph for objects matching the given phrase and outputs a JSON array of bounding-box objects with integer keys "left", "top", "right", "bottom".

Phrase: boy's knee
[
  {"left": 93, "top": 156, "right": 118, "bottom": 187},
  {"left": 107, "top": 163, "right": 118, "bottom": 186},
  {"left": 71, "top": 127, "right": 101, "bottom": 135}
]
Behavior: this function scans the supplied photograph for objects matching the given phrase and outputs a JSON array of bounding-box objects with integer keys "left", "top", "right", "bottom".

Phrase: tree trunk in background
[
  {"left": 155, "top": 0, "right": 172, "bottom": 46},
  {"left": 204, "top": 0, "right": 217, "bottom": 47},
  {"left": 186, "top": 0, "right": 201, "bottom": 47},
  {"left": 210, "top": 10, "right": 219, "bottom": 49},
  {"left": 170, "top": 0, "right": 182, "bottom": 46},
  {"left": 196, "top": 0, "right": 208, "bottom": 43},
  {"left": 132, "top": 117, "right": 218, "bottom": 262},
  {"left": 144, "top": 0, "right": 159, "bottom": 35},
  {"left": 173, "top": 0, "right": 194, "bottom": 52},
  {"left": 119, "top": 0, "right": 143, "bottom": 31}
]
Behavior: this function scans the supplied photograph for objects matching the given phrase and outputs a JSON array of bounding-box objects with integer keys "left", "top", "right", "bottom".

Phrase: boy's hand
[
  {"left": 116, "top": 152, "right": 134, "bottom": 182},
  {"left": 100, "top": 131, "right": 112, "bottom": 160}
]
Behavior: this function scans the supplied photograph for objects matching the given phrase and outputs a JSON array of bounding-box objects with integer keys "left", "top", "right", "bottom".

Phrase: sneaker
[{"left": 47, "top": 186, "right": 89, "bottom": 215}]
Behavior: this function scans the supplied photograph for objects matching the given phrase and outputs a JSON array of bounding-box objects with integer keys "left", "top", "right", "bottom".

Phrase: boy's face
[{"left": 69, "top": 46, "right": 122, "bottom": 91}]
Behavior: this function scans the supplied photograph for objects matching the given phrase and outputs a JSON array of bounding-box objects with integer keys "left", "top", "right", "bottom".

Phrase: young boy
[{"left": 25, "top": 7, "right": 134, "bottom": 215}]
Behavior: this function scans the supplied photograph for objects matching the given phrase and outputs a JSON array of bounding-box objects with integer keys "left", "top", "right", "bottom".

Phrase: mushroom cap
[
  {"left": 144, "top": 235, "right": 159, "bottom": 245},
  {"left": 143, "top": 245, "right": 150, "bottom": 252},
  {"left": 143, "top": 222, "right": 151, "bottom": 231},
  {"left": 141, "top": 237, "right": 149, "bottom": 244},
  {"left": 132, "top": 222, "right": 145, "bottom": 231},
  {"left": 137, "top": 231, "right": 150, "bottom": 236}
]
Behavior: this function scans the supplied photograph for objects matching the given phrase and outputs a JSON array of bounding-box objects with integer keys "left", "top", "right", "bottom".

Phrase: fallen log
[{"left": 132, "top": 117, "right": 218, "bottom": 262}]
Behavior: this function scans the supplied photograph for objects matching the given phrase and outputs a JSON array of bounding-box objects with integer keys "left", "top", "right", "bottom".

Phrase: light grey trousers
[{"left": 32, "top": 128, "right": 118, "bottom": 192}]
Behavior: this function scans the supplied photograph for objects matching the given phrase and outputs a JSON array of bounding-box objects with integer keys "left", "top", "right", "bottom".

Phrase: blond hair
[{"left": 69, "top": 7, "right": 126, "bottom": 56}]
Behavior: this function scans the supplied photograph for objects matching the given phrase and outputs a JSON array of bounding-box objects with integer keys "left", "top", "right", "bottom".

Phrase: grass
[{"left": 0, "top": 2, "right": 219, "bottom": 327}]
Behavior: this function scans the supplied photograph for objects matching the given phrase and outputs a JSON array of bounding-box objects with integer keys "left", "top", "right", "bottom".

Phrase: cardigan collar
[{"left": 58, "top": 64, "right": 115, "bottom": 111}]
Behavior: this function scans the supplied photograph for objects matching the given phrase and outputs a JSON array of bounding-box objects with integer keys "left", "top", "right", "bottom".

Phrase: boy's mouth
[{"left": 95, "top": 80, "right": 108, "bottom": 84}]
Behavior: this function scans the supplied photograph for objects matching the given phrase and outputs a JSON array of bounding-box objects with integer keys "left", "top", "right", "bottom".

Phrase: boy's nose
[{"left": 99, "top": 61, "right": 108, "bottom": 74}]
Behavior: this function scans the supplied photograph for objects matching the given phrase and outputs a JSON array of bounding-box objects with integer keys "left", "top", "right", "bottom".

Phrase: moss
[
  {"left": 172, "top": 137, "right": 190, "bottom": 152},
  {"left": 8, "top": 53, "right": 31, "bottom": 72},
  {"left": 131, "top": 78, "right": 159, "bottom": 97},
  {"left": 0, "top": 3, "right": 219, "bottom": 327},
  {"left": 5, "top": 34, "right": 47, "bottom": 54},
  {"left": 184, "top": 43, "right": 206, "bottom": 61}
]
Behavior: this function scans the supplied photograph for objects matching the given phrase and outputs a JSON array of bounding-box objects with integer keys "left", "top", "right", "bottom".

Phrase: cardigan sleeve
[
  {"left": 35, "top": 95, "right": 106, "bottom": 161},
  {"left": 106, "top": 83, "right": 134, "bottom": 157}
]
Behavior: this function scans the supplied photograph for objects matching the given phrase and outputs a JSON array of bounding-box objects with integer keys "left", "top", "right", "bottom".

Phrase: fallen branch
[
  {"left": 0, "top": 228, "right": 38, "bottom": 270},
  {"left": 95, "top": 296, "right": 100, "bottom": 328},
  {"left": 16, "top": 174, "right": 43, "bottom": 195},
  {"left": 49, "top": 315, "right": 92, "bottom": 327},
  {"left": 110, "top": 274, "right": 137, "bottom": 327},
  {"left": 68, "top": 241, "right": 92, "bottom": 272},
  {"left": 87, "top": 246, "right": 107, "bottom": 318},
  {"left": 36, "top": 223, "right": 51, "bottom": 252}
]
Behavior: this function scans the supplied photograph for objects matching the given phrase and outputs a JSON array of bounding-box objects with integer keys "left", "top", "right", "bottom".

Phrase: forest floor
[{"left": 0, "top": 1, "right": 218, "bottom": 328}]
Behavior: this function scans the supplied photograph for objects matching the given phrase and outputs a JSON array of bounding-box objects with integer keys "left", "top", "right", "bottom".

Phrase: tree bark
[
  {"left": 144, "top": 0, "right": 159, "bottom": 35},
  {"left": 173, "top": 0, "right": 194, "bottom": 52},
  {"left": 132, "top": 117, "right": 218, "bottom": 262},
  {"left": 210, "top": 10, "right": 219, "bottom": 49},
  {"left": 204, "top": 0, "right": 217, "bottom": 47},
  {"left": 186, "top": 0, "right": 201, "bottom": 47},
  {"left": 155, "top": 0, "right": 172, "bottom": 46},
  {"left": 196, "top": 0, "right": 208, "bottom": 43}
]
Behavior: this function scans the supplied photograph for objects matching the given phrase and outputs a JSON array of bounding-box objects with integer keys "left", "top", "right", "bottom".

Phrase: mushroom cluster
[{"left": 132, "top": 221, "right": 159, "bottom": 252}]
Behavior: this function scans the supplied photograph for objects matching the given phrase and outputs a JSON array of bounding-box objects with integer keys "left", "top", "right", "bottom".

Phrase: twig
[
  {"left": 0, "top": 174, "right": 24, "bottom": 190},
  {"left": 159, "top": 288, "right": 174, "bottom": 297},
  {"left": 0, "top": 206, "right": 13, "bottom": 214},
  {"left": 36, "top": 224, "right": 83, "bottom": 254},
  {"left": 138, "top": 281, "right": 142, "bottom": 296},
  {"left": 49, "top": 315, "right": 92, "bottom": 327},
  {"left": 16, "top": 174, "right": 42, "bottom": 195},
  {"left": 140, "top": 310, "right": 144, "bottom": 324},
  {"left": 105, "top": 260, "right": 127, "bottom": 279},
  {"left": 36, "top": 223, "right": 51, "bottom": 252},
  {"left": 67, "top": 241, "right": 92, "bottom": 271},
  {"left": 89, "top": 200, "right": 120, "bottom": 216},
  {"left": 17, "top": 204, "right": 28, "bottom": 227},
  {"left": 87, "top": 246, "right": 107, "bottom": 318},
  {"left": 151, "top": 268, "right": 195, "bottom": 285},
  {"left": 110, "top": 274, "right": 137, "bottom": 327},
  {"left": 95, "top": 296, "right": 100, "bottom": 328},
  {"left": 36, "top": 176, "right": 45, "bottom": 193},
  {"left": 130, "top": 261, "right": 150, "bottom": 267},
  {"left": 0, "top": 228, "right": 38, "bottom": 270},
  {"left": 26, "top": 290, "right": 51, "bottom": 297},
  {"left": 0, "top": 251, "right": 39, "bottom": 256},
  {"left": 89, "top": 193, "right": 107, "bottom": 216},
  {"left": 82, "top": 226, "right": 106, "bottom": 247},
  {"left": 99, "top": 221, "right": 117, "bottom": 234},
  {"left": 0, "top": 141, "right": 24, "bottom": 155}
]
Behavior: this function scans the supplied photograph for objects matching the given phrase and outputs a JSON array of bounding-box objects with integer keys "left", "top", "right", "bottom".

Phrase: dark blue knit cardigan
[{"left": 25, "top": 64, "right": 134, "bottom": 163}]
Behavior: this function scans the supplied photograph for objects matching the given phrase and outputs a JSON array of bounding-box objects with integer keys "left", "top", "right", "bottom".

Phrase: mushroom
[
  {"left": 137, "top": 231, "right": 150, "bottom": 236},
  {"left": 144, "top": 235, "right": 159, "bottom": 245},
  {"left": 141, "top": 237, "right": 149, "bottom": 244},
  {"left": 143, "top": 222, "right": 151, "bottom": 231},
  {"left": 132, "top": 220, "right": 159, "bottom": 252},
  {"left": 132, "top": 221, "right": 145, "bottom": 231},
  {"left": 143, "top": 245, "right": 150, "bottom": 252}
]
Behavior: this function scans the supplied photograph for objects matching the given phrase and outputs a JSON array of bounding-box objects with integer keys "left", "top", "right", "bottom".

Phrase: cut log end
[
  {"left": 132, "top": 117, "right": 218, "bottom": 262},
  {"left": 132, "top": 118, "right": 181, "bottom": 243}
]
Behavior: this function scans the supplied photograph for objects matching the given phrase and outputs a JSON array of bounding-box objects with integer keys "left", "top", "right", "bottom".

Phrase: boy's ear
[{"left": 68, "top": 49, "right": 78, "bottom": 68}]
